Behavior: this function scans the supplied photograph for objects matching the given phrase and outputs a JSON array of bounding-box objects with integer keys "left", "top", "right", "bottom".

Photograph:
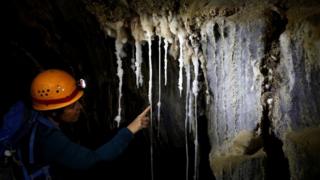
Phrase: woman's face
[{"left": 60, "top": 101, "right": 82, "bottom": 123}]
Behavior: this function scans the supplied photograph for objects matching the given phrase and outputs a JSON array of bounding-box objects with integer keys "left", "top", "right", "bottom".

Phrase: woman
[{"left": 22, "top": 69, "right": 150, "bottom": 179}]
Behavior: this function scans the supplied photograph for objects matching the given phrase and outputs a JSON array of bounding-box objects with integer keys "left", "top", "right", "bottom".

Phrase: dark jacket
[{"left": 19, "top": 116, "right": 133, "bottom": 179}]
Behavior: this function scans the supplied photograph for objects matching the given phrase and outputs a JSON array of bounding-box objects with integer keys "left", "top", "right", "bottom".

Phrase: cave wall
[
  {"left": 275, "top": 6, "right": 320, "bottom": 180},
  {"left": 2, "top": 0, "right": 320, "bottom": 180},
  {"left": 204, "top": 2, "right": 320, "bottom": 179},
  {"left": 204, "top": 7, "right": 267, "bottom": 179}
]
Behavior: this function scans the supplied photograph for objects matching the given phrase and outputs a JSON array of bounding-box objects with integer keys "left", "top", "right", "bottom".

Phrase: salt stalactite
[
  {"left": 185, "top": 60, "right": 191, "bottom": 180},
  {"left": 114, "top": 39, "right": 124, "bottom": 127},
  {"left": 192, "top": 52, "right": 200, "bottom": 180},
  {"left": 164, "top": 39, "right": 169, "bottom": 86},
  {"left": 140, "top": 14, "right": 154, "bottom": 180},
  {"left": 114, "top": 21, "right": 127, "bottom": 127},
  {"left": 157, "top": 36, "right": 162, "bottom": 138},
  {"left": 184, "top": 43, "right": 195, "bottom": 180},
  {"left": 147, "top": 31, "right": 154, "bottom": 180},
  {"left": 192, "top": 51, "right": 199, "bottom": 102},
  {"left": 159, "top": 15, "right": 173, "bottom": 43},
  {"left": 159, "top": 15, "right": 173, "bottom": 87},
  {"left": 135, "top": 41, "right": 143, "bottom": 87},
  {"left": 168, "top": 16, "right": 185, "bottom": 95},
  {"left": 178, "top": 32, "right": 185, "bottom": 96},
  {"left": 199, "top": 22, "right": 211, "bottom": 105},
  {"left": 200, "top": 22, "right": 209, "bottom": 62},
  {"left": 199, "top": 53, "right": 210, "bottom": 105},
  {"left": 140, "top": 15, "right": 154, "bottom": 108},
  {"left": 146, "top": 33, "right": 153, "bottom": 118},
  {"left": 131, "top": 17, "right": 145, "bottom": 88},
  {"left": 131, "top": 45, "right": 136, "bottom": 71}
]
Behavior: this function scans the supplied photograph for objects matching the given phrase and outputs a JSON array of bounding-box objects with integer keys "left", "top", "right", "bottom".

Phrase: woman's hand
[{"left": 127, "top": 106, "right": 151, "bottom": 134}]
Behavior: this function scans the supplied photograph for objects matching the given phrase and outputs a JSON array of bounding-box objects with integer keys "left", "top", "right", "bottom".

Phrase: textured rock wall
[
  {"left": 204, "top": 5, "right": 280, "bottom": 179},
  {"left": 205, "top": 2, "right": 320, "bottom": 179},
  {"left": 274, "top": 6, "right": 320, "bottom": 179},
  {"left": 204, "top": 7, "right": 265, "bottom": 155}
]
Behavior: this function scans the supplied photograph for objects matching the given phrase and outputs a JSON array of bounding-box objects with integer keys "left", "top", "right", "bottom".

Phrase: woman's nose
[{"left": 75, "top": 101, "right": 83, "bottom": 111}]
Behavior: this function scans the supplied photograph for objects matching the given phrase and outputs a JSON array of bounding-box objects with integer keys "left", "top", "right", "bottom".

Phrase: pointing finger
[{"left": 141, "top": 105, "right": 151, "bottom": 115}]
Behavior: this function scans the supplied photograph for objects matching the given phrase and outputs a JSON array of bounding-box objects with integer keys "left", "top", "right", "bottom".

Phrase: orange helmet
[{"left": 31, "top": 69, "right": 84, "bottom": 111}]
